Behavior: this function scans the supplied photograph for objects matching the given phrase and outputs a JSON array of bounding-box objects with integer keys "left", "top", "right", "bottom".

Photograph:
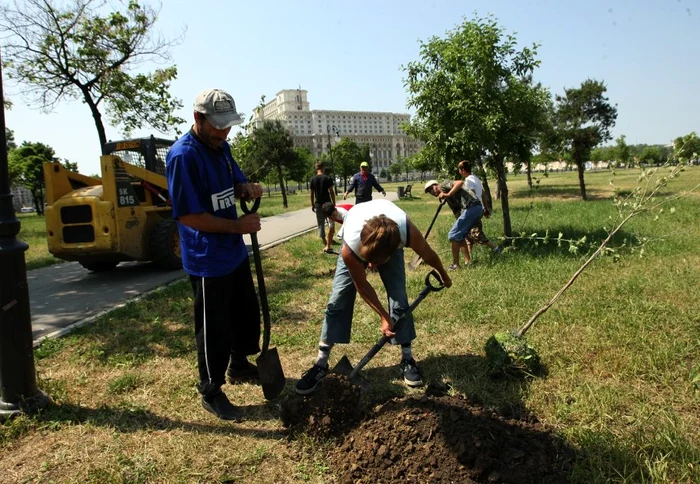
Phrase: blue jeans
[
  {"left": 448, "top": 204, "right": 483, "bottom": 241},
  {"left": 320, "top": 247, "right": 415, "bottom": 345}
]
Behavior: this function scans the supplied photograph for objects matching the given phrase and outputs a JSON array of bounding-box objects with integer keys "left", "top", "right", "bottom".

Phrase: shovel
[
  {"left": 408, "top": 200, "right": 445, "bottom": 271},
  {"left": 241, "top": 197, "right": 286, "bottom": 399},
  {"left": 333, "top": 270, "right": 445, "bottom": 383}
]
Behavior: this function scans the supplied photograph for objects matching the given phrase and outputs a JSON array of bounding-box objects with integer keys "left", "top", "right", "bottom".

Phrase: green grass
[{"left": 2, "top": 167, "right": 699, "bottom": 483}]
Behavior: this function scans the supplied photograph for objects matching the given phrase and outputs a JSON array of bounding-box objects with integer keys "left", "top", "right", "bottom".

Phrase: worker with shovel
[
  {"left": 424, "top": 177, "right": 502, "bottom": 266},
  {"left": 295, "top": 199, "right": 452, "bottom": 395},
  {"left": 428, "top": 160, "right": 499, "bottom": 270},
  {"left": 167, "top": 88, "right": 263, "bottom": 421}
]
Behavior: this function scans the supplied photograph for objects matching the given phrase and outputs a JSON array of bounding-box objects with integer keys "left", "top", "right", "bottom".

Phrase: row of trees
[{"left": 4, "top": 127, "right": 76, "bottom": 214}]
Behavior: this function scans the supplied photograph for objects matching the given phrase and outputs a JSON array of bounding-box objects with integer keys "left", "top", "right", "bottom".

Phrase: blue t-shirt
[{"left": 166, "top": 130, "right": 248, "bottom": 277}]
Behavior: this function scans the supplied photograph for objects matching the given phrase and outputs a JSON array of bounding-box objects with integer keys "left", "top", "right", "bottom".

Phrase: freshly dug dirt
[
  {"left": 280, "top": 374, "right": 364, "bottom": 439},
  {"left": 282, "top": 377, "right": 575, "bottom": 483}
]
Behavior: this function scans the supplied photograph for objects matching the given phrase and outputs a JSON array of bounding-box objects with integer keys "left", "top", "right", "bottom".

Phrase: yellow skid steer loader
[{"left": 43, "top": 136, "right": 181, "bottom": 272}]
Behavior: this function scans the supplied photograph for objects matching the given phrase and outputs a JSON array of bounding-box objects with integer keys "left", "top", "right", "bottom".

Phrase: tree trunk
[
  {"left": 575, "top": 158, "right": 588, "bottom": 201},
  {"left": 526, "top": 159, "right": 533, "bottom": 190},
  {"left": 81, "top": 88, "right": 108, "bottom": 154},
  {"left": 475, "top": 158, "right": 493, "bottom": 213},
  {"left": 494, "top": 157, "right": 512, "bottom": 239},
  {"left": 277, "top": 164, "right": 288, "bottom": 208}
]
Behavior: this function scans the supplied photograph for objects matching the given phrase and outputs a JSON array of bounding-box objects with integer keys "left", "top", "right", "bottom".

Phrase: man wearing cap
[
  {"left": 344, "top": 161, "right": 386, "bottom": 204},
  {"left": 166, "top": 88, "right": 264, "bottom": 421}
]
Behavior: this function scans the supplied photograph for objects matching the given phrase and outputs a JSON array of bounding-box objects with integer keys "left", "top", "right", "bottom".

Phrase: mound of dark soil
[
  {"left": 280, "top": 374, "right": 364, "bottom": 438},
  {"left": 282, "top": 376, "right": 575, "bottom": 483},
  {"left": 329, "top": 392, "right": 575, "bottom": 483}
]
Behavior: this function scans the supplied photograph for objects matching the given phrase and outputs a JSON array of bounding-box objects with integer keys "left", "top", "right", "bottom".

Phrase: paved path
[{"left": 30, "top": 192, "right": 398, "bottom": 343}]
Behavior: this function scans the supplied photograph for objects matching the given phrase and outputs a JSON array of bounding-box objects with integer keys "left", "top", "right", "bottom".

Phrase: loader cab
[{"left": 103, "top": 135, "right": 175, "bottom": 176}]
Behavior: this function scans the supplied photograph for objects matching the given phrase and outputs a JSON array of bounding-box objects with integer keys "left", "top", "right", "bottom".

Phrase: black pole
[{"left": 0, "top": 48, "right": 50, "bottom": 421}]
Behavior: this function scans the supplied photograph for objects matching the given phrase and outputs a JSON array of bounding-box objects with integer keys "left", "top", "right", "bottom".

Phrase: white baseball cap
[
  {"left": 424, "top": 180, "right": 439, "bottom": 193},
  {"left": 193, "top": 89, "right": 243, "bottom": 129}
]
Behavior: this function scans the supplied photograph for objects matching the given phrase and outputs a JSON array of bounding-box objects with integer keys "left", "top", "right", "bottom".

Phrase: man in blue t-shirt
[{"left": 166, "top": 88, "right": 263, "bottom": 421}]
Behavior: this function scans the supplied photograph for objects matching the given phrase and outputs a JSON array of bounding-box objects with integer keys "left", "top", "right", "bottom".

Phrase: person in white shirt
[
  {"left": 437, "top": 160, "right": 484, "bottom": 270},
  {"left": 295, "top": 200, "right": 452, "bottom": 394}
]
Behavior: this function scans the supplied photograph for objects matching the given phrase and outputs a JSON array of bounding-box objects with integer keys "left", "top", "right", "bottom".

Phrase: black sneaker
[
  {"left": 202, "top": 391, "right": 243, "bottom": 421},
  {"left": 295, "top": 364, "right": 328, "bottom": 395},
  {"left": 226, "top": 361, "right": 259, "bottom": 384},
  {"left": 400, "top": 358, "right": 424, "bottom": 388}
]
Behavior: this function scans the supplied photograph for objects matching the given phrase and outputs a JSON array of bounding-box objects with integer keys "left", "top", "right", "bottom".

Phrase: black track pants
[{"left": 189, "top": 261, "right": 261, "bottom": 396}]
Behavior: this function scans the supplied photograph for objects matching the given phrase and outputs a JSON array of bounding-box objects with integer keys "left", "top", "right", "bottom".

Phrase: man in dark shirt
[
  {"left": 310, "top": 161, "right": 336, "bottom": 253},
  {"left": 344, "top": 161, "right": 385, "bottom": 204}
]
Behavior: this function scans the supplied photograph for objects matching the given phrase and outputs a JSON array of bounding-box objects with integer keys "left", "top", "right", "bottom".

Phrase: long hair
[{"left": 360, "top": 215, "right": 401, "bottom": 263}]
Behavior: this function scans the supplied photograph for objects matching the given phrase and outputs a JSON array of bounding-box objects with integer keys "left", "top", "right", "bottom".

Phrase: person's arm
[
  {"left": 406, "top": 220, "right": 452, "bottom": 288},
  {"left": 438, "top": 180, "right": 464, "bottom": 201},
  {"left": 341, "top": 243, "right": 395, "bottom": 338},
  {"left": 310, "top": 183, "right": 316, "bottom": 211},
  {"left": 329, "top": 181, "right": 336, "bottom": 205},
  {"left": 178, "top": 211, "right": 261, "bottom": 234},
  {"left": 344, "top": 174, "right": 357, "bottom": 199}
]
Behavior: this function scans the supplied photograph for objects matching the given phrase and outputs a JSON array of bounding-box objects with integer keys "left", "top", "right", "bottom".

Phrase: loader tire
[
  {"left": 79, "top": 261, "right": 118, "bottom": 272},
  {"left": 150, "top": 218, "right": 182, "bottom": 270}
]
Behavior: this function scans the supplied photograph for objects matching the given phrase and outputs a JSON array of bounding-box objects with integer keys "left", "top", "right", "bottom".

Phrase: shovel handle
[
  {"left": 347, "top": 270, "right": 444, "bottom": 380},
  {"left": 240, "top": 196, "right": 261, "bottom": 214},
  {"left": 239, "top": 197, "right": 270, "bottom": 354}
]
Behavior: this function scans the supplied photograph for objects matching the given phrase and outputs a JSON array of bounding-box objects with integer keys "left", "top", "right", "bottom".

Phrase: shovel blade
[
  {"left": 256, "top": 347, "right": 286, "bottom": 400},
  {"left": 332, "top": 355, "right": 354, "bottom": 376}
]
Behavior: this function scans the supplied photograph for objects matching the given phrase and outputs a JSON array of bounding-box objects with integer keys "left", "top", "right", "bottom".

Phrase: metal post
[{"left": 0, "top": 48, "right": 50, "bottom": 421}]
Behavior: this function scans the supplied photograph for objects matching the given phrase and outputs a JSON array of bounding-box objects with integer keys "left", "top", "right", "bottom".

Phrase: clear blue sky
[{"left": 4, "top": 0, "right": 698, "bottom": 175}]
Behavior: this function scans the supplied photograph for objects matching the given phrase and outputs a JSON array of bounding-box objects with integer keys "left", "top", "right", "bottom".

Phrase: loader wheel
[
  {"left": 79, "top": 261, "right": 118, "bottom": 272},
  {"left": 150, "top": 219, "right": 182, "bottom": 270}
]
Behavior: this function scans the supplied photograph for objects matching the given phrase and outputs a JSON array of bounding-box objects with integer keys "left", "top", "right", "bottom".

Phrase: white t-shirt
[
  {"left": 465, "top": 174, "right": 483, "bottom": 201},
  {"left": 342, "top": 199, "right": 408, "bottom": 262}
]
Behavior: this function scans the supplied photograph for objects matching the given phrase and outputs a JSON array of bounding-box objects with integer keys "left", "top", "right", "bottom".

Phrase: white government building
[{"left": 249, "top": 89, "right": 422, "bottom": 172}]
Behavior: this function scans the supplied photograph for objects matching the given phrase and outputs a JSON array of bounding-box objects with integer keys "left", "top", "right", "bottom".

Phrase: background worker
[
  {"left": 344, "top": 161, "right": 386, "bottom": 204},
  {"left": 424, "top": 178, "right": 502, "bottom": 265},
  {"left": 295, "top": 199, "right": 452, "bottom": 395},
  {"left": 166, "top": 88, "right": 263, "bottom": 421},
  {"left": 309, "top": 161, "right": 336, "bottom": 253},
  {"left": 435, "top": 160, "right": 485, "bottom": 270}
]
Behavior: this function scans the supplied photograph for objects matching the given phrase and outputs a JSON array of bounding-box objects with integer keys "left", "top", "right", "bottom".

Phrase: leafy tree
[
  {"left": 331, "top": 138, "right": 363, "bottom": 191},
  {"left": 8, "top": 141, "right": 58, "bottom": 214},
  {"left": 0, "top": 0, "right": 185, "bottom": 153},
  {"left": 389, "top": 159, "right": 404, "bottom": 181},
  {"left": 288, "top": 146, "right": 314, "bottom": 188},
  {"left": 228, "top": 132, "right": 255, "bottom": 177},
  {"left": 292, "top": 146, "right": 315, "bottom": 186},
  {"left": 553, "top": 79, "right": 617, "bottom": 200},
  {"left": 404, "top": 15, "right": 551, "bottom": 237},
  {"left": 673, "top": 132, "right": 700, "bottom": 163},
  {"left": 61, "top": 159, "right": 79, "bottom": 172},
  {"left": 248, "top": 121, "right": 296, "bottom": 208},
  {"left": 639, "top": 146, "right": 665, "bottom": 166},
  {"left": 614, "top": 135, "right": 631, "bottom": 167},
  {"left": 5, "top": 127, "right": 16, "bottom": 152}
]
